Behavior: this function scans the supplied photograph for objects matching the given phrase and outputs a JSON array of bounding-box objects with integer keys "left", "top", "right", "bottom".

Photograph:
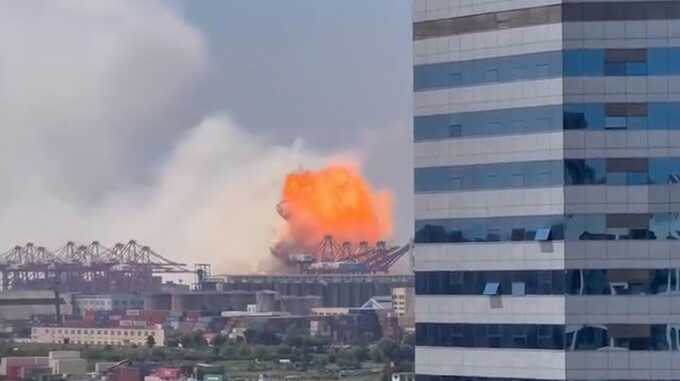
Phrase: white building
[{"left": 31, "top": 325, "right": 164, "bottom": 347}]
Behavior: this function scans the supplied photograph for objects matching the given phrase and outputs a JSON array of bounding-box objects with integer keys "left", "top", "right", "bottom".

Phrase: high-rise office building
[{"left": 413, "top": 1, "right": 680, "bottom": 380}]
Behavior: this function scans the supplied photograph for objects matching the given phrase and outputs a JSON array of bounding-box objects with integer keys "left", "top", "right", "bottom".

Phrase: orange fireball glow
[{"left": 278, "top": 164, "right": 393, "bottom": 252}]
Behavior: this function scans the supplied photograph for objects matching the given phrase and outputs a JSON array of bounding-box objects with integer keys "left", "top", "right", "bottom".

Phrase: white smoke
[{"left": 0, "top": 1, "right": 330, "bottom": 272}]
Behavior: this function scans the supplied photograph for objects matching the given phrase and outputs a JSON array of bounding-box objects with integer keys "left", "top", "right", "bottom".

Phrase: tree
[
  {"left": 180, "top": 334, "right": 193, "bottom": 349},
  {"left": 336, "top": 348, "right": 358, "bottom": 368},
  {"left": 151, "top": 347, "right": 166, "bottom": 360},
  {"left": 376, "top": 338, "right": 398, "bottom": 361},
  {"left": 219, "top": 345, "right": 235, "bottom": 358},
  {"left": 276, "top": 344, "right": 292, "bottom": 356},
  {"left": 243, "top": 329, "right": 258, "bottom": 344},
  {"left": 210, "top": 335, "right": 226, "bottom": 347},
  {"left": 146, "top": 335, "right": 156, "bottom": 349},
  {"left": 401, "top": 332, "right": 415, "bottom": 346},
  {"left": 352, "top": 346, "right": 370, "bottom": 363},
  {"left": 191, "top": 331, "right": 206, "bottom": 347},
  {"left": 370, "top": 347, "right": 387, "bottom": 363},
  {"left": 394, "top": 344, "right": 414, "bottom": 363},
  {"left": 237, "top": 343, "right": 252, "bottom": 358},
  {"left": 253, "top": 346, "right": 271, "bottom": 360}
]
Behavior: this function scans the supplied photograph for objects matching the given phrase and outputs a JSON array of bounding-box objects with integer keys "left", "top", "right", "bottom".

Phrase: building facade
[
  {"left": 0, "top": 290, "right": 75, "bottom": 321},
  {"left": 393, "top": 287, "right": 416, "bottom": 330},
  {"left": 73, "top": 293, "right": 144, "bottom": 314},
  {"left": 31, "top": 325, "right": 164, "bottom": 347},
  {"left": 413, "top": 1, "right": 680, "bottom": 380}
]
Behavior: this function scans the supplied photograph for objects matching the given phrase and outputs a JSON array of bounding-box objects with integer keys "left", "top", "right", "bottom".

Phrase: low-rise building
[
  {"left": 0, "top": 290, "right": 75, "bottom": 321},
  {"left": 74, "top": 293, "right": 144, "bottom": 315},
  {"left": 48, "top": 351, "right": 87, "bottom": 377},
  {"left": 31, "top": 324, "right": 164, "bottom": 347},
  {"left": 1, "top": 351, "right": 87, "bottom": 378}
]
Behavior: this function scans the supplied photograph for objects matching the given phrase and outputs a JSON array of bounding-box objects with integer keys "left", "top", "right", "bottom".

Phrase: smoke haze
[{"left": 0, "top": 1, "right": 411, "bottom": 273}]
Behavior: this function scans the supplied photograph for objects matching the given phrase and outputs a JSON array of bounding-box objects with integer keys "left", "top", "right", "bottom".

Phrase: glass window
[
  {"left": 511, "top": 282, "right": 526, "bottom": 296},
  {"left": 605, "top": 117, "right": 627, "bottom": 129},
  {"left": 447, "top": 124, "right": 462, "bottom": 138},
  {"left": 511, "top": 67, "right": 523, "bottom": 80},
  {"left": 604, "top": 62, "right": 626, "bottom": 75},
  {"left": 449, "top": 73, "right": 462, "bottom": 87},
  {"left": 536, "top": 64, "right": 550, "bottom": 79},
  {"left": 534, "top": 227, "right": 551, "bottom": 241},
  {"left": 483, "top": 282, "right": 501, "bottom": 295}
]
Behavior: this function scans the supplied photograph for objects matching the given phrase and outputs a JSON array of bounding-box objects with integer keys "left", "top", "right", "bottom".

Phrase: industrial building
[
  {"left": 0, "top": 290, "right": 75, "bottom": 321},
  {"left": 413, "top": 1, "right": 680, "bottom": 380},
  {"left": 144, "top": 290, "right": 256, "bottom": 313},
  {"left": 0, "top": 351, "right": 87, "bottom": 379},
  {"left": 31, "top": 325, "right": 164, "bottom": 347},
  {"left": 73, "top": 293, "right": 144, "bottom": 314},
  {"left": 216, "top": 274, "right": 413, "bottom": 307}
]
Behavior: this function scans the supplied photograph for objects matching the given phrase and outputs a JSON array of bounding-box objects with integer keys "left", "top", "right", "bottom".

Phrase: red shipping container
[
  {"left": 7, "top": 365, "right": 20, "bottom": 380},
  {"left": 112, "top": 367, "right": 142, "bottom": 381}
]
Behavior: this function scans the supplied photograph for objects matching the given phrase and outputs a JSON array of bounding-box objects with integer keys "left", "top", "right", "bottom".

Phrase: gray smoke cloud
[{"left": 0, "top": 1, "right": 338, "bottom": 272}]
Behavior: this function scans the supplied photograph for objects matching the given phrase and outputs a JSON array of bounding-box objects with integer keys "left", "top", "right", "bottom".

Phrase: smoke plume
[{"left": 0, "top": 1, "right": 337, "bottom": 273}]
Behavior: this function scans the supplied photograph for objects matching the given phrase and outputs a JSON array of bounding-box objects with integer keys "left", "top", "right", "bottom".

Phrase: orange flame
[{"left": 279, "top": 164, "right": 393, "bottom": 252}]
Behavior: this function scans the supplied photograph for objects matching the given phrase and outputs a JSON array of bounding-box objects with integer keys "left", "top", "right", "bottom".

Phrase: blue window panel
[
  {"left": 581, "top": 49, "right": 605, "bottom": 75},
  {"left": 448, "top": 124, "right": 462, "bottom": 138},
  {"left": 604, "top": 62, "right": 626, "bottom": 76},
  {"left": 668, "top": 48, "right": 680, "bottom": 75},
  {"left": 669, "top": 107, "right": 680, "bottom": 130},
  {"left": 415, "top": 215, "right": 565, "bottom": 244},
  {"left": 483, "top": 282, "right": 501, "bottom": 295},
  {"left": 606, "top": 172, "right": 627, "bottom": 185},
  {"left": 416, "top": 102, "right": 680, "bottom": 141},
  {"left": 536, "top": 64, "right": 551, "bottom": 79},
  {"left": 626, "top": 172, "right": 648, "bottom": 185},
  {"left": 417, "top": 160, "right": 564, "bottom": 192},
  {"left": 648, "top": 103, "right": 670, "bottom": 130},
  {"left": 413, "top": 105, "right": 563, "bottom": 141},
  {"left": 627, "top": 116, "right": 648, "bottom": 130},
  {"left": 511, "top": 282, "right": 526, "bottom": 296},
  {"left": 648, "top": 48, "right": 669, "bottom": 74},
  {"left": 449, "top": 72, "right": 462, "bottom": 87},
  {"left": 605, "top": 117, "right": 627, "bottom": 129},
  {"left": 627, "top": 62, "right": 648, "bottom": 76},
  {"left": 416, "top": 48, "right": 680, "bottom": 93},
  {"left": 535, "top": 228, "right": 552, "bottom": 241},
  {"left": 563, "top": 50, "right": 584, "bottom": 76},
  {"left": 511, "top": 67, "right": 524, "bottom": 81},
  {"left": 414, "top": 51, "right": 563, "bottom": 92},
  {"left": 419, "top": 158, "right": 680, "bottom": 192}
]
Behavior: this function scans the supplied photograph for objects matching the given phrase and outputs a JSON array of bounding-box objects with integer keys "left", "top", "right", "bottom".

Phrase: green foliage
[
  {"left": 335, "top": 348, "right": 359, "bottom": 368},
  {"left": 210, "top": 334, "right": 226, "bottom": 347},
  {"left": 236, "top": 343, "right": 252, "bottom": 358},
  {"left": 369, "top": 347, "right": 387, "bottom": 363},
  {"left": 376, "top": 338, "right": 397, "bottom": 360},
  {"left": 276, "top": 344, "right": 292, "bottom": 356},
  {"left": 352, "top": 346, "right": 370, "bottom": 363}
]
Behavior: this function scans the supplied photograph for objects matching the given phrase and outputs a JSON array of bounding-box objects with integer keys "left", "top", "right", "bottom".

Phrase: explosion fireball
[{"left": 276, "top": 164, "right": 393, "bottom": 257}]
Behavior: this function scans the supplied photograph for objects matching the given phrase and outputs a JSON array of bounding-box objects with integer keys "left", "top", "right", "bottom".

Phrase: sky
[{"left": 0, "top": 1, "right": 413, "bottom": 273}]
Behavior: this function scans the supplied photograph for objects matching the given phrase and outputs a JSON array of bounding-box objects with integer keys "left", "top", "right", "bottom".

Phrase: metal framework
[
  {"left": 0, "top": 240, "right": 200, "bottom": 292},
  {"left": 273, "top": 235, "right": 413, "bottom": 274}
]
